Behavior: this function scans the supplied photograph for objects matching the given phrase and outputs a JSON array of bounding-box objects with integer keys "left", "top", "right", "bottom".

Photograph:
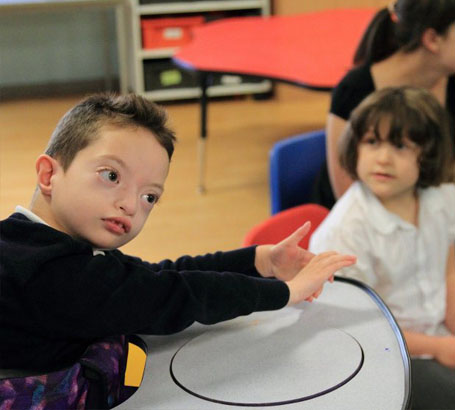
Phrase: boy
[{"left": 0, "top": 94, "right": 356, "bottom": 373}]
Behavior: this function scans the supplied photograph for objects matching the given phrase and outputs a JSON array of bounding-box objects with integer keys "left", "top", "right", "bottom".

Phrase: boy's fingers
[
  {"left": 313, "top": 287, "right": 323, "bottom": 298},
  {"left": 282, "top": 221, "right": 311, "bottom": 246},
  {"left": 326, "top": 256, "right": 356, "bottom": 273},
  {"left": 314, "top": 251, "right": 338, "bottom": 259},
  {"left": 307, "top": 254, "right": 355, "bottom": 279},
  {"left": 306, "top": 251, "right": 339, "bottom": 267},
  {"left": 317, "top": 253, "right": 356, "bottom": 267}
]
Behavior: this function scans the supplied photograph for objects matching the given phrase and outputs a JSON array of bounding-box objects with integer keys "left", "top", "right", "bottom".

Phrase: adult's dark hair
[
  {"left": 354, "top": 0, "right": 455, "bottom": 65},
  {"left": 45, "top": 93, "right": 177, "bottom": 170},
  {"left": 339, "top": 86, "right": 454, "bottom": 188}
]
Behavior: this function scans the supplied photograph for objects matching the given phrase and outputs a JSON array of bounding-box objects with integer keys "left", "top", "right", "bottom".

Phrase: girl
[
  {"left": 309, "top": 86, "right": 455, "bottom": 410},
  {"left": 312, "top": 0, "right": 455, "bottom": 209}
]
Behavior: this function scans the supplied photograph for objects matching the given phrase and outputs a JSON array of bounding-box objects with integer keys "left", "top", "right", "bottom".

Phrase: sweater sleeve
[
  {"left": 120, "top": 246, "right": 262, "bottom": 277},
  {"left": 24, "top": 248, "right": 289, "bottom": 339}
]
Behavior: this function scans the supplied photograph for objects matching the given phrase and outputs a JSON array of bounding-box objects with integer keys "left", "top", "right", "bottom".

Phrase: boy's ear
[
  {"left": 421, "top": 28, "right": 441, "bottom": 53},
  {"left": 35, "top": 154, "right": 60, "bottom": 197}
]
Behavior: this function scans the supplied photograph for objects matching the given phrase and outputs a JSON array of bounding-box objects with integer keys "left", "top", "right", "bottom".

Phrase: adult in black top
[
  {"left": 311, "top": 0, "right": 455, "bottom": 209},
  {"left": 332, "top": 65, "right": 455, "bottom": 122}
]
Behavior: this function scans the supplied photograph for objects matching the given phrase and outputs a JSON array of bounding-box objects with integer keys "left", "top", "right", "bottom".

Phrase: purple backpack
[{"left": 0, "top": 335, "right": 147, "bottom": 409}]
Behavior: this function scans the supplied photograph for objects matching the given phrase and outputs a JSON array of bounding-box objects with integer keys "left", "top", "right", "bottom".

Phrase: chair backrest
[
  {"left": 243, "top": 203, "right": 329, "bottom": 249},
  {"left": 269, "top": 129, "right": 326, "bottom": 214},
  {"left": 0, "top": 334, "right": 147, "bottom": 410}
]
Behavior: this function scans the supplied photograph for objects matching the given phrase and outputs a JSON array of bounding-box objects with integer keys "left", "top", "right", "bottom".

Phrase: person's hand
[
  {"left": 434, "top": 336, "right": 455, "bottom": 368},
  {"left": 303, "top": 278, "right": 335, "bottom": 303},
  {"left": 255, "top": 222, "right": 315, "bottom": 281},
  {"left": 286, "top": 251, "right": 356, "bottom": 305}
]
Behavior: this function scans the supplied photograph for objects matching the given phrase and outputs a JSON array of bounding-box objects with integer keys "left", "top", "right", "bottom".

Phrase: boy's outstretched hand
[
  {"left": 286, "top": 251, "right": 356, "bottom": 305},
  {"left": 255, "top": 222, "right": 315, "bottom": 281},
  {"left": 254, "top": 222, "right": 356, "bottom": 304}
]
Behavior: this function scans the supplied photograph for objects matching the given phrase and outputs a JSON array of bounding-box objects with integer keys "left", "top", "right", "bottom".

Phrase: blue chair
[{"left": 269, "top": 129, "right": 326, "bottom": 214}]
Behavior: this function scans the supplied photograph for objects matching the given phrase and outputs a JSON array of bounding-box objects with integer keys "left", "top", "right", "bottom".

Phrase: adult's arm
[
  {"left": 403, "top": 330, "right": 455, "bottom": 369},
  {"left": 326, "top": 113, "right": 355, "bottom": 199},
  {"left": 445, "top": 243, "right": 455, "bottom": 334},
  {"left": 326, "top": 65, "right": 375, "bottom": 199}
]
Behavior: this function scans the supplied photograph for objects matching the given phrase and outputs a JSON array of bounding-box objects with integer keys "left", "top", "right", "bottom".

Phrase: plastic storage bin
[
  {"left": 141, "top": 16, "right": 204, "bottom": 49},
  {"left": 143, "top": 59, "right": 198, "bottom": 91},
  {"left": 212, "top": 73, "right": 265, "bottom": 86}
]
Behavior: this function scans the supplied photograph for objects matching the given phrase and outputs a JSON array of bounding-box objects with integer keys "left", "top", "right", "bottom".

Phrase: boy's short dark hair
[
  {"left": 339, "top": 86, "right": 454, "bottom": 188},
  {"left": 45, "top": 93, "right": 177, "bottom": 170}
]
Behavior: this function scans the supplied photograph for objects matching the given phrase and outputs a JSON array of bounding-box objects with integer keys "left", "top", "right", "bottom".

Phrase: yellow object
[
  {"left": 124, "top": 342, "right": 147, "bottom": 387},
  {"left": 160, "top": 69, "right": 182, "bottom": 86}
]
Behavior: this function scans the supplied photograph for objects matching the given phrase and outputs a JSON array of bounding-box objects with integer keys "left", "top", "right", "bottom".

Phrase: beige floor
[{"left": 0, "top": 86, "right": 330, "bottom": 261}]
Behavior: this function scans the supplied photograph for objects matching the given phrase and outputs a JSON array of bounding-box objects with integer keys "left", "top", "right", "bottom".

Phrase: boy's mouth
[{"left": 102, "top": 217, "right": 131, "bottom": 234}]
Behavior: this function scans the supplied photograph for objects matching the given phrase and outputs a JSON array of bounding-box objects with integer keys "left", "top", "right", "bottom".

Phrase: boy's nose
[
  {"left": 116, "top": 191, "right": 138, "bottom": 216},
  {"left": 119, "top": 202, "right": 137, "bottom": 216}
]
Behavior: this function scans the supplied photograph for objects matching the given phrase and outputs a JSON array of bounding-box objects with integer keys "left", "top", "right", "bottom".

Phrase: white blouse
[{"left": 309, "top": 182, "right": 455, "bottom": 337}]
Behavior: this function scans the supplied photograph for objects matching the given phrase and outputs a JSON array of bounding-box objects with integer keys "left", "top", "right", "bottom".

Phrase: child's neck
[
  {"left": 379, "top": 191, "right": 419, "bottom": 227},
  {"left": 29, "top": 192, "right": 60, "bottom": 232}
]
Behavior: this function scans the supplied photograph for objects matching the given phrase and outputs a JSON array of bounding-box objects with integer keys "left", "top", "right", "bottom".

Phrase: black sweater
[{"left": 0, "top": 213, "right": 289, "bottom": 372}]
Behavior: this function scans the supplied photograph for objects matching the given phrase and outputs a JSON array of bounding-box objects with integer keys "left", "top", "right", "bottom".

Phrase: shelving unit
[{"left": 127, "top": 0, "right": 272, "bottom": 101}]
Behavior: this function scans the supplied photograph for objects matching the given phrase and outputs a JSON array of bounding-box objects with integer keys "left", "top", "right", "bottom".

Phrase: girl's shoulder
[
  {"left": 321, "top": 183, "right": 369, "bottom": 228},
  {"left": 421, "top": 183, "right": 455, "bottom": 212},
  {"left": 309, "top": 183, "right": 370, "bottom": 252},
  {"left": 424, "top": 183, "right": 455, "bottom": 197},
  {"left": 420, "top": 184, "right": 455, "bottom": 240}
]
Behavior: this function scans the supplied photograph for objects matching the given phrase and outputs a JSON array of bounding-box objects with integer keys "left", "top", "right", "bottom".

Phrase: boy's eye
[
  {"left": 142, "top": 193, "right": 158, "bottom": 205},
  {"left": 99, "top": 169, "right": 119, "bottom": 183}
]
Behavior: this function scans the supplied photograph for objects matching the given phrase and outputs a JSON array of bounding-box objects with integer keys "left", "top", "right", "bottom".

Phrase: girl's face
[{"left": 356, "top": 117, "right": 421, "bottom": 205}]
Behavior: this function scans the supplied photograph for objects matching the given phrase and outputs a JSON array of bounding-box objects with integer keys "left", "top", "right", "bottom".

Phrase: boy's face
[
  {"left": 356, "top": 117, "right": 421, "bottom": 205},
  {"left": 48, "top": 125, "right": 170, "bottom": 249}
]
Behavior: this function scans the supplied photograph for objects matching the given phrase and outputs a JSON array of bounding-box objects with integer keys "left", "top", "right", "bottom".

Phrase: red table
[{"left": 174, "top": 8, "right": 376, "bottom": 191}]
